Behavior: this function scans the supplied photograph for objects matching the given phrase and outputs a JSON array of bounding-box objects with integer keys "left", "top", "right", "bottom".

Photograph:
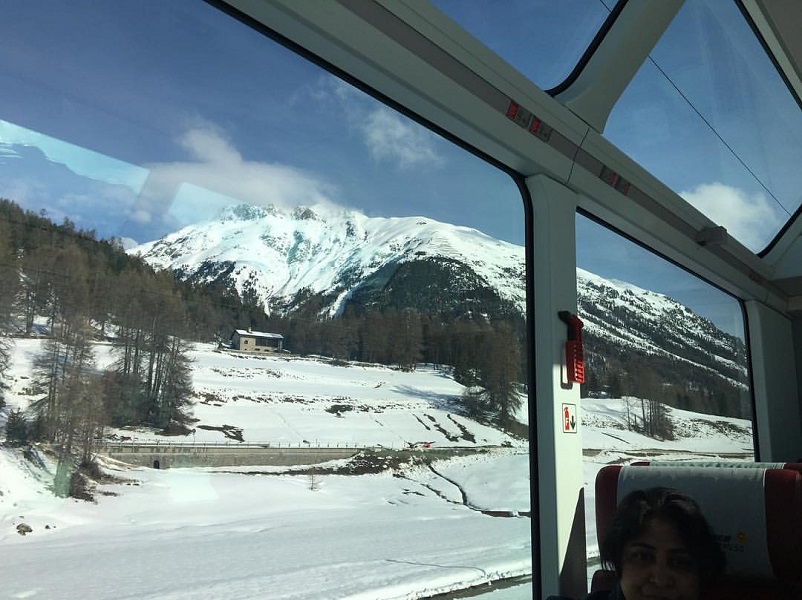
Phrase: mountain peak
[
  {"left": 131, "top": 202, "right": 525, "bottom": 317},
  {"left": 292, "top": 206, "right": 321, "bottom": 221},
  {"left": 219, "top": 203, "right": 276, "bottom": 222}
]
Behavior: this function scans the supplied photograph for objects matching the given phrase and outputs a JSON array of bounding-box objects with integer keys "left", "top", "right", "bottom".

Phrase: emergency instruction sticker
[{"left": 562, "top": 403, "right": 577, "bottom": 433}]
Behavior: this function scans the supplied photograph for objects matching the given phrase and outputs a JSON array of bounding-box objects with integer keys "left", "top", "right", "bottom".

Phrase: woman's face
[{"left": 619, "top": 517, "right": 700, "bottom": 600}]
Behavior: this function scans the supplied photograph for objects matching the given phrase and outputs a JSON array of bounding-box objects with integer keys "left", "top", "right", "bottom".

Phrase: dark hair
[{"left": 600, "top": 487, "right": 726, "bottom": 586}]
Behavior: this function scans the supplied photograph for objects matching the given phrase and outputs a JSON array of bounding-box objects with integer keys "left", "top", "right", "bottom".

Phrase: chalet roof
[{"left": 233, "top": 329, "right": 283, "bottom": 340}]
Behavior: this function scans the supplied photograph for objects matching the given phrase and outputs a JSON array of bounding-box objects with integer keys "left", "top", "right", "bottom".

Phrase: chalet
[{"left": 230, "top": 328, "right": 284, "bottom": 353}]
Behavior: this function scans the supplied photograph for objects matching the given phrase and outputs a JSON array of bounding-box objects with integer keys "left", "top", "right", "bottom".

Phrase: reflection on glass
[
  {"left": 604, "top": 0, "right": 802, "bottom": 252},
  {"left": 0, "top": 2, "right": 533, "bottom": 598}
]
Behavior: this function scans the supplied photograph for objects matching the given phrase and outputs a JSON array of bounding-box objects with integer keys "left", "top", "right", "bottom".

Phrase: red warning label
[{"left": 562, "top": 403, "right": 577, "bottom": 433}]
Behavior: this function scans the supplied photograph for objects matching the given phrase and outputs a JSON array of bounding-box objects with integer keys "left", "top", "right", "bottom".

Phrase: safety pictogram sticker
[{"left": 562, "top": 403, "right": 577, "bottom": 433}]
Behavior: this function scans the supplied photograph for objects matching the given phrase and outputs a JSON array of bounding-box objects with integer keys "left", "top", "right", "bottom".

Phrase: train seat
[{"left": 593, "top": 464, "right": 802, "bottom": 599}]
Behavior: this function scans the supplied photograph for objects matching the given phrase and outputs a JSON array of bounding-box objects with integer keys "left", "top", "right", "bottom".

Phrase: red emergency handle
[{"left": 558, "top": 311, "right": 585, "bottom": 384}]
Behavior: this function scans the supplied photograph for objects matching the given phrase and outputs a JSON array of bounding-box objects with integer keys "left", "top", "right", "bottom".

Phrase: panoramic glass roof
[
  {"left": 429, "top": 0, "right": 611, "bottom": 91},
  {"left": 433, "top": 0, "right": 802, "bottom": 254},
  {"left": 604, "top": 0, "right": 802, "bottom": 253}
]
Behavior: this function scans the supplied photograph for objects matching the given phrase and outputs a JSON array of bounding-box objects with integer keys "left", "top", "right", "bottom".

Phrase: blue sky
[
  {"left": 2, "top": 0, "right": 794, "bottom": 336},
  {"left": 0, "top": 0, "right": 524, "bottom": 248}
]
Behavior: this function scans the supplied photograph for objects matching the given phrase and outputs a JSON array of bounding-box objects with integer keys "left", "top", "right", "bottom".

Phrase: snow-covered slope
[
  {"left": 0, "top": 340, "right": 753, "bottom": 600},
  {"left": 577, "top": 268, "right": 747, "bottom": 386}
]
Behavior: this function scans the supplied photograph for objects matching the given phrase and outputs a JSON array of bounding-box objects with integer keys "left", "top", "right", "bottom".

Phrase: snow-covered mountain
[
  {"left": 577, "top": 270, "right": 747, "bottom": 385},
  {"left": 131, "top": 203, "right": 748, "bottom": 416},
  {"left": 133, "top": 203, "right": 525, "bottom": 318}
]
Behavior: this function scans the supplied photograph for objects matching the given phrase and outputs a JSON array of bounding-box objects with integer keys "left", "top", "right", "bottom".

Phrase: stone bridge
[
  {"left": 99, "top": 442, "right": 492, "bottom": 469},
  {"left": 100, "top": 442, "right": 362, "bottom": 469}
]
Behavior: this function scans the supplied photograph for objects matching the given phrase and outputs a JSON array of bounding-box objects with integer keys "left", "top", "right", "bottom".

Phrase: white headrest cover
[{"left": 618, "top": 466, "right": 772, "bottom": 578}]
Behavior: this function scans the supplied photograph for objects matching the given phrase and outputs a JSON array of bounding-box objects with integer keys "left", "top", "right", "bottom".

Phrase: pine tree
[
  {"left": 451, "top": 321, "right": 482, "bottom": 387},
  {"left": 391, "top": 308, "right": 423, "bottom": 371},
  {"left": 4, "top": 408, "right": 29, "bottom": 446},
  {"left": 359, "top": 311, "right": 387, "bottom": 363}
]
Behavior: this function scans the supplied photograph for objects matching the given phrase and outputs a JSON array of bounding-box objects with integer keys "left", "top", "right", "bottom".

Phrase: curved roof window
[
  {"left": 429, "top": 0, "right": 611, "bottom": 91},
  {"left": 604, "top": 0, "right": 802, "bottom": 253}
]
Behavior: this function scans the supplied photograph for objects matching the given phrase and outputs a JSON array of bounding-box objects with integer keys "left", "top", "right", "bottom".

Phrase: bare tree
[
  {"left": 28, "top": 244, "right": 106, "bottom": 496},
  {"left": 0, "top": 220, "right": 18, "bottom": 393},
  {"left": 107, "top": 271, "right": 194, "bottom": 430}
]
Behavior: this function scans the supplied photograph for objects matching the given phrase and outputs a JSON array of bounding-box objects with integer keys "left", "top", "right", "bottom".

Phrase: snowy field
[{"left": 0, "top": 340, "right": 753, "bottom": 600}]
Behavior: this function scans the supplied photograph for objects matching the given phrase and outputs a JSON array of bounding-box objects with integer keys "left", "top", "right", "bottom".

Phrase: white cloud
[
  {"left": 360, "top": 106, "right": 444, "bottom": 169},
  {"left": 679, "top": 182, "right": 785, "bottom": 251},
  {"left": 137, "top": 126, "right": 339, "bottom": 227},
  {"left": 130, "top": 209, "right": 152, "bottom": 225},
  {"left": 325, "top": 77, "right": 444, "bottom": 169},
  {"left": 179, "top": 127, "right": 242, "bottom": 165}
]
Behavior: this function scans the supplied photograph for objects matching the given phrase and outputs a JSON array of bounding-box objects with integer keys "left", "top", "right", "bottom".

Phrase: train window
[
  {"left": 604, "top": 0, "right": 802, "bottom": 253},
  {"left": 576, "top": 213, "right": 755, "bottom": 575},
  {"left": 0, "top": 1, "right": 534, "bottom": 598},
  {"left": 429, "top": 0, "right": 611, "bottom": 91}
]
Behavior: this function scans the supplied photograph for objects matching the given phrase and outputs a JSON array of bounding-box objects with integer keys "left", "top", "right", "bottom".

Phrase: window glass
[
  {"left": 576, "top": 213, "right": 754, "bottom": 579},
  {"left": 0, "top": 1, "right": 532, "bottom": 598},
  {"left": 604, "top": 0, "right": 802, "bottom": 252},
  {"left": 429, "top": 0, "right": 611, "bottom": 91}
]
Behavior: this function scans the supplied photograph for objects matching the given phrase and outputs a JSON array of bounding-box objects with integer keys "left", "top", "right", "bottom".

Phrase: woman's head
[{"left": 600, "top": 487, "right": 725, "bottom": 600}]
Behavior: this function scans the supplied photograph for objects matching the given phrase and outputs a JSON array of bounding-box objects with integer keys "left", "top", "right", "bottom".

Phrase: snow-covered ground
[{"left": 0, "top": 340, "right": 753, "bottom": 600}]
